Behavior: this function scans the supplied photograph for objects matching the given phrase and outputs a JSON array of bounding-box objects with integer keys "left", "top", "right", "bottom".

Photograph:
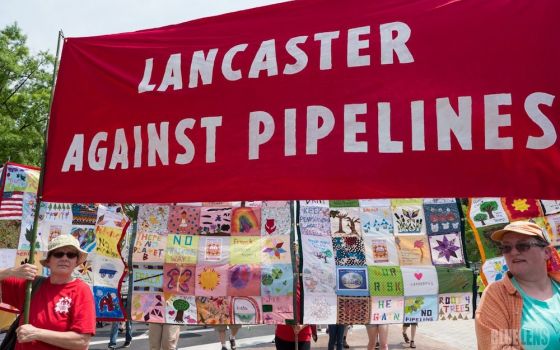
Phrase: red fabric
[
  {"left": 275, "top": 284, "right": 315, "bottom": 342},
  {"left": 1, "top": 277, "right": 96, "bottom": 350},
  {"left": 43, "top": 0, "right": 560, "bottom": 203}
]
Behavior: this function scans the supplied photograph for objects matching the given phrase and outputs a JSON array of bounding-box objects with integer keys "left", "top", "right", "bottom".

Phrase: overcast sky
[{"left": 0, "top": 0, "right": 287, "bottom": 54}]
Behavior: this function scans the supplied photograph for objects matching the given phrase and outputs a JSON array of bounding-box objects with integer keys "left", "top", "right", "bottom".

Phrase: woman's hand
[{"left": 12, "top": 264, "right": 38, "bottom": 280}]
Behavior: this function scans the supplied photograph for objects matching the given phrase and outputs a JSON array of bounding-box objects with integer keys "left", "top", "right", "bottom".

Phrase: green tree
[
  {"left": 479, "top": 201, "right": 498, "bottom": 219},
  {"left": 0, "top": 23, "right": 54, "bottom": 166}
]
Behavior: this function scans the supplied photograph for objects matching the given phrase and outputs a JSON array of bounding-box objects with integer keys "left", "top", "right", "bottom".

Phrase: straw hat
[
  {"left": 491, "top": 221, "right": 549, "bottom": 242},
  {"left": 40, "top": 234, "right": 88, "bottom": 266}
]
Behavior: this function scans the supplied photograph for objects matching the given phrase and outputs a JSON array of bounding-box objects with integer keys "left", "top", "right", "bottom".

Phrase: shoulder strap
[{"left": 31, "top": 276, "right": 46, "bottom": 297}]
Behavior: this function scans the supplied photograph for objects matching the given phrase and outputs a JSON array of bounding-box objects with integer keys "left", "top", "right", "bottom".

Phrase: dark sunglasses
[
  {"left": 499, "top": 241, "right": 547, "bottom": 254},
  {"left": 51, "top": 251, "right": 79, "bottom": 259}
]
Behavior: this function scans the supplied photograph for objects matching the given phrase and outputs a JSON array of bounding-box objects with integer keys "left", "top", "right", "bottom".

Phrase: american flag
[
  {"left": 0, "top": 190, "right": 24, "bottom": 220},
  {"left": 0, "top": 164, "right": 39, "bottom": 220}
]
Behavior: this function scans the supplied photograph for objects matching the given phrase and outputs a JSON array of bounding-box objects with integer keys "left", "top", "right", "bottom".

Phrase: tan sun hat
[
  {"left": 490, "top": 221, "right": 549, "bottom": 242},
  {"left": 40, "top": 234, "right": 88, "bottom": 266}
]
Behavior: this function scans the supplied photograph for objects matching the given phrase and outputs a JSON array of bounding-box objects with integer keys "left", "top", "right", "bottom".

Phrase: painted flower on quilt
[
  {"left": 263, "top": 238, "right": 287, "bottom": 259},
  {"left": 433, "top": 235, "right": 460, "bottom": 262},
  {"left": 414, "top": 239, "right": 425, "bottom": 261}
]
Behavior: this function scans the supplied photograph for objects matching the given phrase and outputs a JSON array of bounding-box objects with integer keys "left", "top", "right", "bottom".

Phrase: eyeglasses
[
  {"left": 499, "top": 241, "right": 547, "bottom": 254},
  {"left": 51, "top": 251, "right": 79, "bottom": 259}
]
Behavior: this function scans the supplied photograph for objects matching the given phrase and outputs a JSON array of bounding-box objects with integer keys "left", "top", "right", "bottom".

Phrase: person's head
[
  {"left": 491, "top": 221, "right": 551, "bottom": 279},
  {"left": 40, "top": 235, "right": 88, "bottom": 276}
]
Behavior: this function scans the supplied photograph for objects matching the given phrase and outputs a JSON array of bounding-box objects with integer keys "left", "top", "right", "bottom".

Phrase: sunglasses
[
  {"left": 499, "top": 241, "right": 547, "bottom": 254},
  {"left": 51, "top": 251, "right": 79, "bottom": 259}
]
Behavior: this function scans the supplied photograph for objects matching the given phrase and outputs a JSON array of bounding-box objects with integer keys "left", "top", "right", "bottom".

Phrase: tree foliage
[{"left": 0, "top": 23, "right": 54, "bottom": 166}]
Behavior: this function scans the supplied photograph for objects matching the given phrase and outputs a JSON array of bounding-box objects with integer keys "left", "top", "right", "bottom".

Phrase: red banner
[{"left": 43, "top": 0, "right": 560, "bottom": 203}]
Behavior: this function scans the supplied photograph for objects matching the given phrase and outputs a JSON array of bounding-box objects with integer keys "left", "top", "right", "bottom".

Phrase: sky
[{"left": 0, "top": 0, "right": 287, "bottom": 54}]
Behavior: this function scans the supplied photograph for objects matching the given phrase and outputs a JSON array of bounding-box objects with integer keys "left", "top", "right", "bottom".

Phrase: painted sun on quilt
[{"left": 197, "top": 267, "right": 221, "bottom": 292}]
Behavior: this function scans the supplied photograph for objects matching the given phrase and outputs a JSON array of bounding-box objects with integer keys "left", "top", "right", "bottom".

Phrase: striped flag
[{"left": 0, "top": 191, "right": 24, "bottom": 220}]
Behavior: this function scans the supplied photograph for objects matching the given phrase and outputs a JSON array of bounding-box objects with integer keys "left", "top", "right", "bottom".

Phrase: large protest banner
[{"left": 42, "top": 0, "right": 560, "bottom": 203}]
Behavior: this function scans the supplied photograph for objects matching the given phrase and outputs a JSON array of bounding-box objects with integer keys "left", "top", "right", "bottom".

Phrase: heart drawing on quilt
[{"left": 414, "top": 273, "right": 423, "bottom": 280}]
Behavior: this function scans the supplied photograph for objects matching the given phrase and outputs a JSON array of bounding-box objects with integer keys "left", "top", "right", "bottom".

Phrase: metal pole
[{"left": 23, "top": 30, "right": 64, "bottom": 324}]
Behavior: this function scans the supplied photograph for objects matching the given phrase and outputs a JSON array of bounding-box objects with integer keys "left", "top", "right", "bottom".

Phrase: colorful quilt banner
[
  {"left": 130, "top": 201, "right": 294, "bottom": 325},
  {"left": 300, "top": 199, "right": 472, "bottom": 324}
]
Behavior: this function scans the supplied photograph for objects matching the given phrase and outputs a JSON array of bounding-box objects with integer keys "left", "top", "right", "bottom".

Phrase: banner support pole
[{"left": 23, "top": 30, "right": 64, "bottom": 324}]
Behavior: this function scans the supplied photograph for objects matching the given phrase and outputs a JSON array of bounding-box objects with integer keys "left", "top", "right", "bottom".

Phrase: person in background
[
  {"left": 0, "top": 235, "right": 96, "bottom": 349},
  {"left": 476, "top": 272, "right": 486, "bottom": 299},
  {"left": 214, "top": 324, "right": 241, "bottom": 350},
  {"left": 274, "top": 322, "right": 317, "bottom": 350},
  {"left": 342, "top": 325, "right": 351, "bottom": 348},
  {"left": 366, "top": 324, "right": 389, "bottom": 350},
  {"left": 148, "top": 324, "right": 181, "bottom": 350},
  {"left": 327, "top": 323, "right": 345, "bottom": 350},
  {"left": 476, "top": 221, "right": 560, "bottom": 349},
  {"left": 402, "top": 323, "right": 417, "bottom": 348},
  {"left": 108, "top": 274, "right": 132, "bottom": 349}
]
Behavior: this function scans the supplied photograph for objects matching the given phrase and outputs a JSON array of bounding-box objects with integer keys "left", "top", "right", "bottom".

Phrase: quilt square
[
  {"left": 95, "top": 226, "right": 124, "bottom": 259},
  {"left": 401, "top": 266, "right": 438, "bottom": 296},
  {"left": 231, "top": 296, "right": 262, "bottom": 324},
  {"left": 93, "top": 286, "right": 123, "bottom": 319},
  {"left": 71, "top": 203, "right": 98, "bottom": 225},
  {"left": 370, "top": 296, "right": 405, "bottom": 324},
  {"left": 302, "top": 235, "right": 335, "bottom": 267},
  {"left": 195, "top": 265, "right": 228, "bottom": 297},
  {"left": 132, "top": 264, "right": 164, "bottom": 292},
  {"left": 404, "top": 295, "right": 438, "bottom": 322},
  {"left": 330, "top": 208, "right": 362, "bottom": 236},
  {"left": 165, "top": 234, "right": 199, "bottom": 264},
  {"left": 199, "top": 207, "right": 232, "bottom": 235},
  {"left": 261, "top": 264, "right": 293, "bottom": 296},
  {"left": 71, "top": 225, "right": 96, "bottom": 252},
  {"left": 364, "top": 236, "right": 399, "bottom": 266},
  {"left": 163, "top": 264, "right": 196, "bottom": 295},
  {"left": 132, "top": 232, "right": 166, "bottom": 263},
  {"left": 360, "top": 207, "right": 394, "bottom": 236},
  {"left": 469, "top": 198, "right": 509, "bottom": 228},
  {"left": 541, "top": 200, "right": 560, "bottom": 215},
  {"left": 429, "top": 233, "right": 464, "bottom": 266},
  {"left": 367, "top": 266, "right": 404, "bottom": 296},
  {"left": 261, "top": 207, "right": 291, "bottom": 236},
  {"left": 438, "top": 293, "right": 472, "bottom": 321},
  {"left": 196, "top": 296, "right": 230, "bottom": 324},
  {"left": 299, "top": 205, "right": 331, "bottom": 237},
  {"left": 336, "top": 266, "right": 369, "bottom": 296},
  {"left": 131, "top": 292, "right": 165, "bottom": 322},
  {"left": 231, "top": 207, "right": 261, "bottom": 235},
  {"left": 262, "top": 296, "right": 293, "bottom": 324},
  {"left": 165, "top": 294, "right": 197, "bottom": 324},
  {"left": 424, "top": 202, "right": 461, "bottom": 235},
  {"left": 502, "top": 198, "right": 543, "bottom": 221},
  {"left": 337, "top": 296, "right": 371, "bottom": 324},
  {"left": 303, "top": 294, "right": 337, "bottom": 324},
  {"left": 396, "top": 235, "right": 432, "bottom": 266},
  {"left": 330, "top": 200, "right": 360, "bottom": 207},
  {"left": 332, "top": 236, "right": 366, "bottom": 266},
  {"left": 231, "top": 236, "right": 262, "bottom": 264},
  {"left": 92, "top": 256, "right": 124, "bottom": 287},
  {"left": 261, "top": 236, "right": 291, "bottom": 264},
  {"left": 167, "top": 205, "right": 200, "bottom": 234},
  {"left": 228, "top": 264, "right": 261, "bottom": 296},
  {"left": 436, "top": 267, "right": 474, "bottom": 294},
  {"left": 197, "top": 236, "right": 230, "bottom": 265},
  {"left": 138, "top": 205, "right": 170, "bottom": 234},
  {"left": 472, "top": 224, "right": 504, "bottom": 260},
  {"left": 482, "top": 256, "right": 509, "bottom": 284},
  {"left": 392, "top": 199, "right": 426, "bottom": 235}
]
